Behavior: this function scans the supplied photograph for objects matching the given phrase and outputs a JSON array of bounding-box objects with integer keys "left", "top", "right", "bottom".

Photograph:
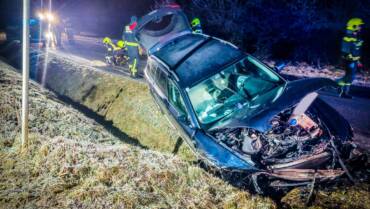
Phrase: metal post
[{"left": 21, "top": 0, "right": 30, "bottom": 151}]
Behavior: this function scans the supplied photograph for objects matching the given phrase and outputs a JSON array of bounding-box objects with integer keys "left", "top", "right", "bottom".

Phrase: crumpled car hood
[{"left": 209, "top": 78, "right": 337, "bottom": 132}]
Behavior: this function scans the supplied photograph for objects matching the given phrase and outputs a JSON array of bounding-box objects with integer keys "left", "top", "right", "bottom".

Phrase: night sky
[
  {"left": 0, "top": 0, "right": 155, "bottom": 37},
  {"left": 0, "top": 0, "right": 369, "bottom": 64}
]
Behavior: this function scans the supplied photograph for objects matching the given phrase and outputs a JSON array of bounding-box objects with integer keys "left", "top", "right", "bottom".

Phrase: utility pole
[{"left": 21, "top": 0, "right": 30, "bottom": 151}]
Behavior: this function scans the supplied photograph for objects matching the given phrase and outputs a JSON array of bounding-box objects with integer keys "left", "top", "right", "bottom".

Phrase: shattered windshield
[{"left": 187, "top": 56, "right": 285, "bottom": 125}]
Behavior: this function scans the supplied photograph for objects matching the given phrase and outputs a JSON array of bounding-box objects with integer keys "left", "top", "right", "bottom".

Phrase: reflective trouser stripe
[{"left": 129, "top": 58, "right": 137, "bottom": 76}]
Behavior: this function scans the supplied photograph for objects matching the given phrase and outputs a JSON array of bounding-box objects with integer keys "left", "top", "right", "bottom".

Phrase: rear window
[
  {"left": 154, "top": 34, "right": 207, "bottom": 68},
  {"left": 175, "top": 39, "right": 244, "bottom": 87}
]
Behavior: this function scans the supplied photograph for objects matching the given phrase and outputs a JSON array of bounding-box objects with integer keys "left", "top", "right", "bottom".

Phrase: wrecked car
[{"left": 134, "top": 7, "right": 360, "bottom": 191}]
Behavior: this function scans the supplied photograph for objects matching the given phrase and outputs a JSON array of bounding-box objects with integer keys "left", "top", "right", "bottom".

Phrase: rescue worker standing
[
  {"left": 50, "top": 11, "right": 62, "bottom": 47},
  {"left": 54, "top": 21, "right": 63, "bottom": 47},
  {"left": 338, "top": 18, "right": 364, "bottom": 98},
  {"left": 124, "top": 16, "right": 140, "bottom": 77},
  {"left": 63, "top": 17, "right": 75, "bottom": 44},
  {"left": 191, "top": 17, "right": 202, "bottom": 33}
]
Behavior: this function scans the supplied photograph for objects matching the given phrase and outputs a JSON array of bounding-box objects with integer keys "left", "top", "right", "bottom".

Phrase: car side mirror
[{"left": 273, "top": 62, "right": 286, "bottom": 73}]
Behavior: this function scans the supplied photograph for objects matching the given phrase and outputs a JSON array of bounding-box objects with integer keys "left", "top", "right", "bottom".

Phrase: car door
[
  {"left": 166, "top": 79, "right": 197, "bottom": 151},
  {"left": 146, "top": 61, "right": 169, "bottom": 114},
  {"left": 134, "top": 6, "right": 192, "bottom": 53}
]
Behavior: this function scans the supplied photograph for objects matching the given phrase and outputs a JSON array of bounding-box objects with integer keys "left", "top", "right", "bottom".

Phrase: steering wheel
[{"left": 236, "top": 76, "right": 252, "bottom": 99}]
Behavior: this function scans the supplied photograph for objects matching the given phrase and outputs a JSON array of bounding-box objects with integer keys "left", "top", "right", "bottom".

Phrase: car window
[
  {"left": 168, "top": 80, "right": 186, "bottom": 115},
  {"left": 146, "top": 62, "right": 156, "bottom": 79},
  {"left": 187, "top": 56, "right": 285, "bottom": 125},
  {"left": 148, "top": 63, "right": 168, "bottom": 96},
  {"left": 155, "top": 69, "right": 168, "bottom": 96}
]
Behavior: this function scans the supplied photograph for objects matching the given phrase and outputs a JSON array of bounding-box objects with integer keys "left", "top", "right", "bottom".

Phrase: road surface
[{"left": 43, "top": 35, "right": 145, "bottom": 80}]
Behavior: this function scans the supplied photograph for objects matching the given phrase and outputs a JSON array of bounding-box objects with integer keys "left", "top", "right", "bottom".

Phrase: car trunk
[{"left": 134, "top": 6, "right": 192, "bottom": 52}]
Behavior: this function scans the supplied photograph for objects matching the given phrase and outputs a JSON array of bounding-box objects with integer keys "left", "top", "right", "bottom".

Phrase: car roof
[{"left": 152, "top": 33, "right": 245, "bottom": 88}]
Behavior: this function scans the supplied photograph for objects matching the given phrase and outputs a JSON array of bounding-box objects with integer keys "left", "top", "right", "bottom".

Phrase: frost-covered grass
[
  {"left": 41, "top": 55, "right": 195, "bottom": 161},
  {"left": 279, "top": 62, "right": 370, "bottom": 88},
  {"left": 0, "top": 61, "right": 276, "bottom": 209}
]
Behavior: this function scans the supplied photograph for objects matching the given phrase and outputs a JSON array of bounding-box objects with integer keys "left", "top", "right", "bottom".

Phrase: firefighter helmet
[
  {"left": 103, "top": 37, "right": 112, "bottom": 44},
  {"left": 117, "top": 40, "right": 125, "bottom": 48},
  {"left": 347, "top": 18, "right": 364, "bottom": 31},
  {"left": 191, "top": 18, "right": 200, "bottom": 27}
]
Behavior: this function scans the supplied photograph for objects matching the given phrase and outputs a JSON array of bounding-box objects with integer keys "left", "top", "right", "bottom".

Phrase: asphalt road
[
  {"left": 2, "top": 35, "right": 370, "bottom": 151},
  {"left": 31, "top": 35, "right": 146, "bottom": 83},
  {"left": 320, "top": 94, "right": 370, "bottom": 150}
]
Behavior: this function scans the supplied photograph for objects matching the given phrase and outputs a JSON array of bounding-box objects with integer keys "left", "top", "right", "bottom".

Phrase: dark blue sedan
[{"left": 134, "top": 6, "right": 359, "bottom": 191}]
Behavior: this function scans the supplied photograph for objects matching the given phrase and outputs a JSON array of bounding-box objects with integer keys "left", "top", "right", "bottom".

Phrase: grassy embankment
[
  {"left": 0, "top": 61, "right": 276, "bottom": 208},
  {"left": 40, "top": 55, "right": 194, "bottom": 160}
]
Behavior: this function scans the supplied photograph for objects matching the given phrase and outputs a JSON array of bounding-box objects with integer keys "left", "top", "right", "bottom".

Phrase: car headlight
[
  {"left": 37, "top": 12, "right": 45, "bottom": 20},
  {"left": 44, "top": 31, "right": 53, "bottom": 39},
  {"left": 46, "top": 13, "right": 55, "bottom": 22}
]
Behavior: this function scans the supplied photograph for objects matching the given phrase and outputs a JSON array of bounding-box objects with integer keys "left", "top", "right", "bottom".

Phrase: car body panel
[
  {"left": 134, "top": 7, "right": 192, "bottom": 52},
  {"left": 150, "top": 33, "right": 245, "bottom": 88},
  {"left": 312, "top": 97, "right": 353, "bottom": 139},
  {"left": 152, "top": 34, "right": 209, "bottom": 69},
  {"left": 193, "top": 130, "right": 258, "bottom": 170}
]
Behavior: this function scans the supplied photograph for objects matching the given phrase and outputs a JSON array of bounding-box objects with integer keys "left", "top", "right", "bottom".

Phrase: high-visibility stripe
[
  {"left": 348, "top": 54, "right": 360, "bottom": 61},
  {"left": 126, "top": 42, "right": 139, "bottom": 47},
  {"left": 130, "top": 58, "right": 137, "bottom": 76},
  {"left": 338, "top": 81, "right": 352, "bottom": 86},
  {"left": 343, "top": 37, "right": 357, "bottom": 42}
]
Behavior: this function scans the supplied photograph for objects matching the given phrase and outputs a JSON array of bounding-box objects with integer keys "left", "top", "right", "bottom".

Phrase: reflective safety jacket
[
  {"left": 341, "top": 30, "right": 363, "bottom": 61},
  {"left": 191, "top": 18, "right": 203, "bottom": 34},
  {"left": 192, "top": 24, "right": 202, "bottom": 34},
  {"left": 124, "top": 24, "right": 139, "bottom": 48}
]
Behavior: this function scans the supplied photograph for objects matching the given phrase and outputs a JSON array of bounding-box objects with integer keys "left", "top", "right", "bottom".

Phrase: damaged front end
[{"left": 209, "top": 92, "right": 359, "bottom": 191}]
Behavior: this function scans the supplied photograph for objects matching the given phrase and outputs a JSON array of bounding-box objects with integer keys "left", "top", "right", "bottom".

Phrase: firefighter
[
  {"left": 191, "top": 18, "right": 202, "bottom": 34},
  {"left": 338, "top": 18, "right": 364, "bottom": 98},
  {"left": 103, "top": 37, "right": 128, "bottom": 65},
  {"left": 54, "top": 23, "right": 63, "bottom": 47},
  {"left": 63, "top": 17, "right": 75, "bottom": 44},
  {"left": 115, "top": 40, "right": 129, "bottom": 64},
  {"left": 116, "top": 40, "right": 126, "bottom": 50},
  {"left": 123, "top": 16, "right": 140, "bottom": 77},
  {"left": 48, "top": 11, "right": 62, "bottom": 47},
  {"left": 103, "top": 37, "right": 119, "bottom": 51}
]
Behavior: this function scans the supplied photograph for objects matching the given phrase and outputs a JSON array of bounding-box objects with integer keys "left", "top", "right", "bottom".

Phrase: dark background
[{"left": 0, "top": 0, "right": 369, "bottom": 66}]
